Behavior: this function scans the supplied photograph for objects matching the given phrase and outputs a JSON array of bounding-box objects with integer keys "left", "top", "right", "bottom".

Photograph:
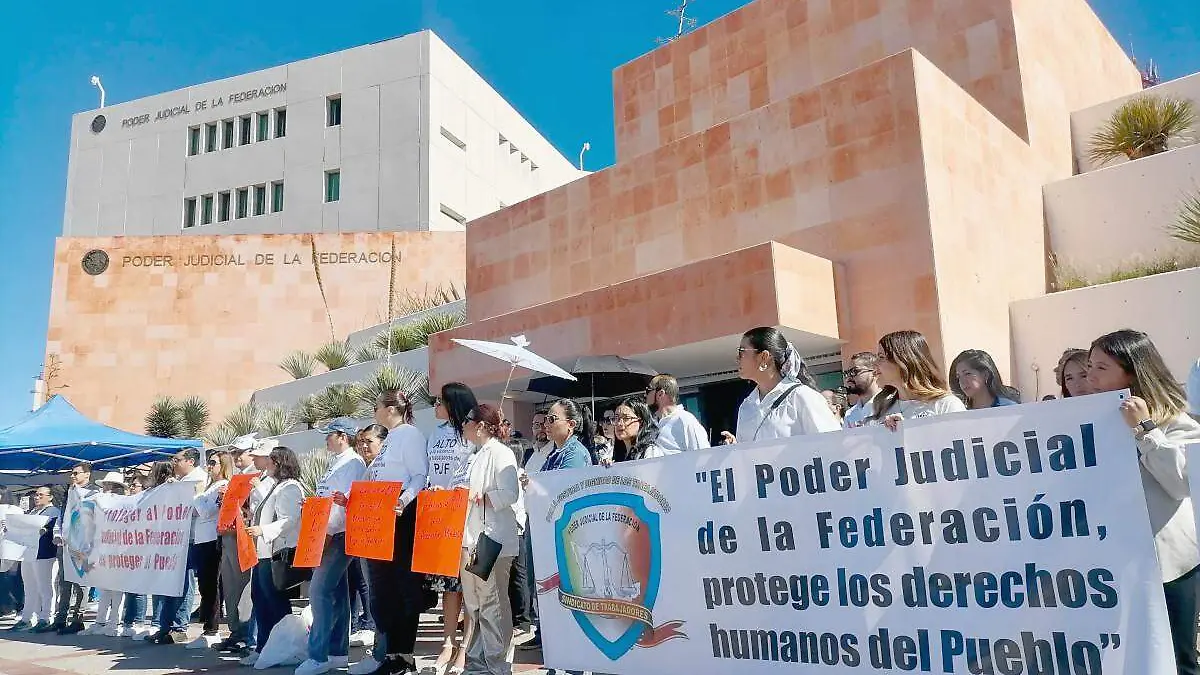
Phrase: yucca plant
[
  {"left": 1089, "top": 95, "right": 1196, "bottom": 166},
  {"left": 357, "top": 364, "right": 432, "bottom": 410},
  {"left": 279, "top": 351, "right": 317, "bottom": 379},
  {"left": 408, "top": 310, "right": 466, "bottom": 345},
  {"left": 291, "top": 394, "right": 325, "bottom": 430},
  {"left": 314, "top": 384, "right": 369, "bottom": 420},
  {"left": 314, "top": 340, "right": 352, "bottom": 371},
  {"left": 220, "top": 402, "right": 263, "bottom": 436},
  {"left": 391, "top": 283, "right": 463, "bottom": 317},
  {"left": 298, "top": 450, "right": 330, "bottom": 497},
  {"left": 203, "top": 425, "right": 237, "bottom": 448},
  {"left": 372, "top": 325, "right": 423, "bottom": 354},
  {"left": 1167, "top": 191, "right": 1200, "bottom": 245},
  {"left": 259, "top": 405, "right": 294, "bottom": 436},
  {"left": 145, "top": 397, "right": 184, "bottom": 438},
  {"left": 352, "top": 343, "right": 387, "bottom": 364},
  {"left": 177, "top": 395, "right": 210, "bottom": 438}
]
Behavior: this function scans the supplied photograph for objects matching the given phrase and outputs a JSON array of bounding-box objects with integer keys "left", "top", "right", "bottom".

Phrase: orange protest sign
[
  {"left": 412, "top": 488, "right": 469, "bottom": 577},
  {"left": 345, "top": 481, "right": 403, "bottom": 560},
  {"left": 219, "top": 473, "right": 260, "bottom": 532},
  {"left": 294, "top": 497, "right": 333, "bottom": 568},
  {"left": 235, "top": 515, "right": 257, "bottom": 573}
]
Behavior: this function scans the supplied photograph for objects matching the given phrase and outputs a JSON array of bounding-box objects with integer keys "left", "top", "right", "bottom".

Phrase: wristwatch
[{"left": 1133, "top": 419, "right": 1157, "bottom": 438}]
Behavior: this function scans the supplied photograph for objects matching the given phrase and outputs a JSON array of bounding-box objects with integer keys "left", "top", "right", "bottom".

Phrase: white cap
[
  {"left": 98, "top": 471, "right": 125, "bottom": 487},
  {"left": 248, "top": 438, "right": 278, "bottom": 457},
  {"left": 231, "top": 433, "right": 259, "bottom": 451}
]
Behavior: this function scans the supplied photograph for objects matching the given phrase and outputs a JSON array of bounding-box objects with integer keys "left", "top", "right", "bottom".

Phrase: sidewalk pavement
[{"left": 0, "top": 612, "right": 554, "bottom": 675}]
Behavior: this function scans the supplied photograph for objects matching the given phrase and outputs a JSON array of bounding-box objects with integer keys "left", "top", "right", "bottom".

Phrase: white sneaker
[
  {"left": 187, "top": 634, "right": 220, "bottom": 650},
  {"left": 349, "top": 630, "right": 374, "bottom": 648},
  {"left": 129, "top": 624, "right": 153, "bottom": 639},
  {"left": 348, "top": 656, "right": 382, "bottom": 675},
  {"left": 104, "top": 624, "right": 121, "bottom": 637},
  {"left": 295, "top": 659, "right": 333, "bottom": 675},
  {"left": 240, "top": 652, "right": 261, "bottom": 666},
  {"left": 329, "top": 655, "right": 349, "bottom": 669}
]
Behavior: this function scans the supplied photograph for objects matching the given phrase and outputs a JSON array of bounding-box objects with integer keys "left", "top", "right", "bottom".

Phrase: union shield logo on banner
[{"left": 546, "top": 489, "right": 685, "bottom": 661}]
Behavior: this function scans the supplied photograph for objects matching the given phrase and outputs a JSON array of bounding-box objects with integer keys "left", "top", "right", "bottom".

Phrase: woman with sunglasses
[
  {"left": 611, "top": 399, "right": 669, "bottom": 462},
  {"left": 424, "top": 383, "right": 478, "bottom": 675},
  {"left": 186, "top": 450, "right": 234, "bottom": 646},
  {"left": 868, "top": 330, "right": 966, "bottom": 430}
]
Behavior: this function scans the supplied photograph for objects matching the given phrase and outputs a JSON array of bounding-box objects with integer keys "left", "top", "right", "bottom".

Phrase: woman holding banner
[
  {"left": 460, "top": 403, "right": 520, "bottom": 675},
  {"left": 426, "top": 382, "right": 478, "bottom": 675},
  {"left": 721, "top": 326, "right": 840, "bottom": 444},
  {"left": 1086, "top": 329, "right": 1200, "bottom": 674},
  {"left": 867, "top": 330, "right": 966, "bottom": 430},
  {"left": 343, "top": 390, "right": 427, "bottom": 675},
  {"left": 242, "top": 446, "right": 304, "bottom": 667}
]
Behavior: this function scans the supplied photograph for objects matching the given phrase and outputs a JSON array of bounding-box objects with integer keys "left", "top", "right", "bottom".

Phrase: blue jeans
[
  {"left": 251, "top": 560, "right": 291, "bottom": 653},
  {"left": 156, "top": 544, "right": 197, "bottom": 631},
  {"left": 307, "top": 532, "right": 352, "bottom": 663},
  {"left": 121, "top": 593, "right": 146, "bottom": 626}
]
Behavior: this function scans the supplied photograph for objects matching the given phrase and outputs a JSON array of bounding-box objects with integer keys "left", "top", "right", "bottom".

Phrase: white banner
[
  {"left": 527, "top": 392, "right": 1173, "bottom": 674},
  {"left": 63, "top": 482, "right": 193, "bottom": 596},
  {"left": 0, "top": 511, "right": 48, "bottom": 561}
]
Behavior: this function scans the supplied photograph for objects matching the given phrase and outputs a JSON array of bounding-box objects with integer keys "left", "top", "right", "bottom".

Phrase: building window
[
  {"left": 239, "top": 116, "right": 252, "bottom": 145},
  {"left": 253, "top": 185, "right": 266, "bottom": 216},
  {"left": 201, "top": 195, "right": 214, "bottom": 225},
  {"left": 325, "top": 170, "right": 340, "bottom": 203},
  {"left": 183, "top": 198, "right": 197, "bottom": 228},
  {"left": 222, "top": 119, "right": 235, "bottom": 149},
  {"left": 187, "top": 127, "right": 201, "bottom": 156},
  {"left": 218, "top": 192, "right": 231, "bottom": 222},
  {"left": 236, "top": 188, "right": 249, "bottom": 219},
  {"left": 205, "top": 123, "right": 218, "bottom": 152},
  {"left": 327, "top": 96, "right": 342, "bottom": 126},
  {"left": 440, "top": 204, "right": 466, "bottom": 225},
  {"left": 271, "top": 181, "right": 284, "bottom": 213},
  {"left": 257, "top": 112, "right": 270, "bottom": 142},
  {"left": 440, "top": 126, "right": 466, "bottom": 150},
  {"left": 275, "top": 108, "right": 287, "bottom": 138}
]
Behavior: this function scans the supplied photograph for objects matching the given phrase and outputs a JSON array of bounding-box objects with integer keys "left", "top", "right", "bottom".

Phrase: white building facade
[{"left": 63, "top": 31, "right": 584, "bottom": 238}]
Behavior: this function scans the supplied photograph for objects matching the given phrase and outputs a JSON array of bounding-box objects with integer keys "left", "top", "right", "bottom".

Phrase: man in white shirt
[
  {"left": 842, "top": 352, "right": 883, "bottom": 429},
  {"left": 298, "top": 418, "right": 367, "bottom": 675},
  {"left": 646, "top": 374, "right": 710, "bottom": 452},
  {"left": 45, "top": 462, "right": 98, "bottom": 635}
]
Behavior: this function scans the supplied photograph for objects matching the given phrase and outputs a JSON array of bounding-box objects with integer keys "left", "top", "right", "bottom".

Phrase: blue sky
[{"left": 0, "top": 0, "right": 1196, "bottom": 426}]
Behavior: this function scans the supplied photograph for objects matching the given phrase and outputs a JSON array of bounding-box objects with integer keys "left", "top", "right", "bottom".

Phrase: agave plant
[
  {"left": 352, "top": 343, "right": 387, "bottom": 364},
  {"left": 279, "top": 350, "right": 317, "bottom": 379},
  {"left": 1167, "top": 191, "right": 1200, "bottom": 245},
  {"left": 372, "top": 325, "right": 423, "bottom": 354},
  {"left": 391, "top": 283, "right": 463, "bottom": 318},
  {"left": 259, "top": 405, "right": 294, "bottom": 436},
  {"left": 145, "top": 397, "right": 184, "bottom": 438},
  {"left": 357, "top": 364, "right": 432, "bottom": 410},
  {"left": 408, "top": 310, "right": 466, "bottom": 345},
  {"left": 291, "top": 394, "right": 325, "bottom": 429},
  {"left": 313, "top": 384, "right": 369, "bottom": 420},
  {"left": 177, "top": 395, "right": 210, "bottom": 438},
  {"left": 1089, "top": 95, "right": 1196, "bottom": 166},
  {"left": 203, "top": 425, "right": 237, "bottom": 448},
  {"left": 314, "top": 340, "right": 352, "bottom": 371},
  {"left": 220, "top": 402, "right": 264, "bottom": 436},
  {"left": 298, "top": 450, "right": 330, "bottom": 497}
]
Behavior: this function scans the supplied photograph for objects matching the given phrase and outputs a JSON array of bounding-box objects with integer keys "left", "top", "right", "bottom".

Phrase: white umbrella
[{"left": 451, "top": 335, "right": 576, "bottom": 414}]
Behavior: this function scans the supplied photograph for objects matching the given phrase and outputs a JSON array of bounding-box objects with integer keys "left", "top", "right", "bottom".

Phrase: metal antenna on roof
[{"left": 657, "top": 0, "right": 697, "bottom": 44}]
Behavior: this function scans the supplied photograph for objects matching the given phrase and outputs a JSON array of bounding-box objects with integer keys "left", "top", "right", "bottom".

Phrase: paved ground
[{"left": 0, "top": 612, "right": 553, "bottom": 675}]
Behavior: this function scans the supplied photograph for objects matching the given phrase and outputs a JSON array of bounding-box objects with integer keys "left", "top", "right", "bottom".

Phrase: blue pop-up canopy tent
[{"left": 0, "top": 396, "right": 201, "bottom": 474}]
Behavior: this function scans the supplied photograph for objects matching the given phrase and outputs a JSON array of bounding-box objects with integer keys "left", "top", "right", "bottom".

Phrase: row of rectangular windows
[
  {"left": 181, "top": 171, "right": 341, "bottom": 228},
  {"left": 186, "top": 97, "right": 343, "bottom": 157}
]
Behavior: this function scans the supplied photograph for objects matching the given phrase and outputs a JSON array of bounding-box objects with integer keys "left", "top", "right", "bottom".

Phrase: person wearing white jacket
[
  {"left": 241, "top": 445, "right": 304, "bottom": 667},
  {"left": 459, "top": 403, "right": 520, "bottom": 675}
]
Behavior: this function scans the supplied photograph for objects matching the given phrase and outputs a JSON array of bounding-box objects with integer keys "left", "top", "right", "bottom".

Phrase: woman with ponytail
[{"left": 722, "top": 327, "right": 841, "bottom": 444}]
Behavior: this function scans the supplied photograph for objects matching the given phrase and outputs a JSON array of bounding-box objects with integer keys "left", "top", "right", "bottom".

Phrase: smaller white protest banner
[
  {"left": 63, "top": 481, "right": 193, "bottom": 596},
  {"left": 0, "top": 511, "right": 47, "bottom": 561}
]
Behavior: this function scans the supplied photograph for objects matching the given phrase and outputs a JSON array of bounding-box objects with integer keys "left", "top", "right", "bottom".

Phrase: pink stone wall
[{"left": 47, "top": 233, "right": 464, "bottom": 431}]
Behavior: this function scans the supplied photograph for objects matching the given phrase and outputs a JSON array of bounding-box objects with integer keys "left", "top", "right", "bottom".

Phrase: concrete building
[
  {"left": 46, "top": 31, "right": 583, "bottom": 430},
  {"left": 428, "top": 0, "right": 1199, "bottom": 437}
]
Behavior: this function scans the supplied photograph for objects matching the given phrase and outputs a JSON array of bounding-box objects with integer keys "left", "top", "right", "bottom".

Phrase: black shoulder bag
[{"left": 254, "top": 481, "right": 310, "bottom": 592}]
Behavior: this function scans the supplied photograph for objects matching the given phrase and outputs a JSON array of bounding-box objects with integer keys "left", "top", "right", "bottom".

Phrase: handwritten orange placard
[
  {"left": 294, "top": 497, "right": 333, "bottom": 568},
  {"left": 345, "top": 481, "right": 403, "bottom": 561},
  {"left": 236, "top": 515, "right": 257, "bottom": 573},
  {"left": 412, "top": 488, "right": 469, "bottom": 577},
  {"left": 219, "top": 473, "right": 260, "bottom": 532}
]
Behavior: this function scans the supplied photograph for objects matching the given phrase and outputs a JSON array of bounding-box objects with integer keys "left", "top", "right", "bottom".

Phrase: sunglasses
[
  {"left": 843, "top": 368, "right": 871, "bottom": 379},
  {"left": 544, "top": 414, "right": 562, "bottom": 425},
  {"left": 207, "top": 460, "right": 219, "bottom": 466},
  {"left": 432, "top": 397, "right": 444, "bottom": 407}
]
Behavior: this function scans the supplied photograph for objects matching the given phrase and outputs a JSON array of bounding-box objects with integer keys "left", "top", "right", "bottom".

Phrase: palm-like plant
[
  {"left": 391, "top": 283, "right": 463, "bottom": 317},
  {"left": 357, "top": 364, "right": 432, "bottom": 410},
  {"left": 1089, "top": 95, "right": 1196, "bottom": 166},
  {"left": 220, "top": 402, "right": 263, "bottom": 437},
  {"left": 314, "top": 384, "right": 369, "bottom": 420},
  {"left": 177, "top": 395, "right": 210, "bottom": 438},
  {"left": 203, "top": 425, "right": 237, "bottom": 448},
  {"left": 291, "top": 394, "right": 325, "bottom": 430},
  {"left": 279, "top": 351, "right": 317, "bottom": 379},
  {"left": 145, "top": 397, "right": 183, "bottom": 438},
  {"left": 409, "top": 310, "right": 466, "bottom": 345},
  {"left": 1167, "top": 191, "right": 1200, "bottom": 245},
  {"left": 372, "top": 325, "right": 423, "bottom": 354},
  {"left": 314, "top": 340, "right": 352, "bottom": 371},
  {"left": 298, "top": 450, "right": 330, "bottom": 497},
  {"left": 352, "top": 343, "right": 386, "bottom": 364},
  {"left": 260, "top": 405, "right": 294, "bottom": 436}
]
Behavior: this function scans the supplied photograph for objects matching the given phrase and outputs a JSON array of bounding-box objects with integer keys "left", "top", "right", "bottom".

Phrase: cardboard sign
[
  {"left": 412, "top": 488, "right": 470, "bottom": 576},
  {"left": 345, "top": 481, "right": 403, "bottom": 560},
  {"left": 294, "top": 497, "right": 334, "bottom": 568},
  {"left": 236, "top": 514, "right": 257, "bottom": 573},
  {"left": 219, "top": 473, "right": 260, "bottom": 532}
]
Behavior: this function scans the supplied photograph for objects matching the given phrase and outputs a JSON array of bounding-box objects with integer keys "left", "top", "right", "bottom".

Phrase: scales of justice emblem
[{"left": 539, "top": 491, "right": 686, "bottom": 661}]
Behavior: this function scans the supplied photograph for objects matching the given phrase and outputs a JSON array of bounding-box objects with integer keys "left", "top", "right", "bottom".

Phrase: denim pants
[
  {"left": 1164, "top": 565, "right": 1200, "bottom": 675},
  {"left": 121, "top": 593, "right": 146, "bottom": 626},
  {"left": 348, "top": 557, "right": 374, "bottom": 631},
  {"left": 156, "top": 544, "right": 197, "bottom": 631},
  {"left": 307, "top": 532, "right": 352, "bottom": 663},
  {"left": 251, "top": 559, "right": 292, "bottom": 653}
]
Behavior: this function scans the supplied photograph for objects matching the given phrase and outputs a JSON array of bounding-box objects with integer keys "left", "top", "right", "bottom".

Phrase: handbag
[
  {"left": 465, "top": 532, "right": 503, "bottom": 581},
  {"left": 253, "top": 480, "right": 310, "bottom": 592}
]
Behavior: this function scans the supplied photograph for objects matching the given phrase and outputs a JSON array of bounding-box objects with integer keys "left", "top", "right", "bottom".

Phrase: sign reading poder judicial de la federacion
[{"left": 119, "top": 82, "right": 287, "bottom": 130}]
